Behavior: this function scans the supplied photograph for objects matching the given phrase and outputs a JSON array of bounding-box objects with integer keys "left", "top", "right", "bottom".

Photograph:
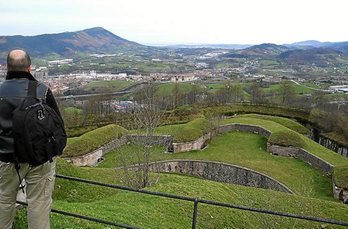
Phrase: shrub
[
  {"left": 63, "top": 124, "right": 128, "bottom": 157},
  {"left": 268, "top": 130, "right": 306, "bottom": 148}
]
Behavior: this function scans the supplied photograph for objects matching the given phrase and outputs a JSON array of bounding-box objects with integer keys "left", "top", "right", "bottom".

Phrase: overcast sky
[{"left": 0, "top": 0, "right": 347, "bottom": 45}]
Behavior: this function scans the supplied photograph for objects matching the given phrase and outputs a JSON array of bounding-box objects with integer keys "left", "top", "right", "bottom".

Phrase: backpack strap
[{"left": 27, "top": 80, "right": 38, "bottom": 98}]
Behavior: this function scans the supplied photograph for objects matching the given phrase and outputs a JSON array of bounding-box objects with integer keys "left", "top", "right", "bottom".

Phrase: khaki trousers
[{"left": 0, "top": 158, "right": 56, "bottom": 229}]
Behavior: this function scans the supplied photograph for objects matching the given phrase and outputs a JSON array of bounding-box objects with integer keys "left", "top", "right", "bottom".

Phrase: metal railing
[{"left": 17, "top": 174, "right": 348, "bottom": 228}]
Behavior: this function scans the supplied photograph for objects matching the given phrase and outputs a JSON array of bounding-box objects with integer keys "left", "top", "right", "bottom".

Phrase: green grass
[
  {"left": 268, "top": 130, "right": 307, "bottom": 148},
  {"left": 105, "top": 116, "right": 348, "bottom": 195},
  {"left": 63, "top": 124, "right": 128, "bottom": 157},
  {"left": 260, "top": 59, "right": 280, "bottom": 66},
  {"left": 220, "top": 117, "right": 348, "bottom": 166},
  {"left": 14, "top": 161, "right": 348, "bottom": 228},
  {"left": 220, "top": 116, "right": 348, "bottom": 189},
  {"left": 334, "top": 166, "right": 348, "bottom": 190},
  {"left": 262, "top": 82, "right": 315, "bottom": 95},
  {"left": 204, "top": 104, "right": 310, "bottom": 121},
  {"left": 156, "top": 118, "right": 210, "bottom": 142},
  {"left": 63, "top": 107, "right": 83, "bottom": 114},
  {"left": 65, "top": 125, "right": 99, "bottom": 138},
  {"left": 155, "top": 82, "right": 197, "bottom": 96},
  {"left": 240, "top": 114, "right": 310, "bottom": 134},
  {"left": 100, "top": 131, "right": 333, "bottom": 200},
  {"left": 13, "top": 113, "right": 348, "bottom": 228}
]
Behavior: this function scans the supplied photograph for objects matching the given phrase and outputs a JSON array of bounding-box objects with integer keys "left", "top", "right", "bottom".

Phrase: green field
[
  {"left": 262, "top": 82, "right": 315, "bottom": 95},
  {"left": 155, "top": 82, "right": 200, "bottom": 96}
]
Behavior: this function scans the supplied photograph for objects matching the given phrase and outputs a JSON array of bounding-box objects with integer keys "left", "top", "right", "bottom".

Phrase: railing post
[{"left": 192, "top": 198, "right": 199, "bottom": 229}]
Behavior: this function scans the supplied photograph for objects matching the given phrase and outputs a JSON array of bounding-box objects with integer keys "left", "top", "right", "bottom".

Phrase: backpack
[{"left": 12, "top": 80, "right": 67, "bottom": 166}]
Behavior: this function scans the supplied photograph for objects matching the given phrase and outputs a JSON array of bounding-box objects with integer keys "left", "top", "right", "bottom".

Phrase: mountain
[
  {"left": 287, "top": 40, "right": 348, "bottom": 55},
  {"left": 327, "top": 42, "right": 348, "bottom": 55},
  {"left": 287, "top": 40, "right": 332, "bottom": 48},
  {"left": 237, "top": 43, "right": 290, "bottom": 57},
  {"left": 278, "top": 47, "right": 348, "bottom": 67},
  {"left": 0, "top": 27, "right": 144, "bottom": 58},
  {"left": 165, "top": 44, "right": 252, "bottom": 49}
]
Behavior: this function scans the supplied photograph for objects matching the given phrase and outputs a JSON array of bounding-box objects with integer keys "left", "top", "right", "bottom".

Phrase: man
[{"left": 0, "top": 50, "right": 62, "bottom": 229}]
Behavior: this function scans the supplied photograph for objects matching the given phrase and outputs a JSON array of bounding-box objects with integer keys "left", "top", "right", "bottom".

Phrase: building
[
  {"left": 170, "top": 74, "right": 197, "bottom": 82},
  {"left": 48, "top": 59, "right": 73, "bottom": 67},
  {"left": 329, "top": 85, "right": 348, "bottom": 93},
  {"left": 32, "top": 66, "right": 49, "bottom": 81}
]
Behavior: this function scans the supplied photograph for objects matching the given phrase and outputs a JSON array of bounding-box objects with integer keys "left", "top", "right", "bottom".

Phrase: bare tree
[
  {"left": 119, "top": 82, "right": 167, "bottom": 188},
  {"left": 249, "top": 82, "right": 266, "bottom": 104},
  {"left": 206, "top": 113, "right": 223, "bottom": 143},
  {"left": 280, "top": 81, "right": 297, "bottom": 106}
]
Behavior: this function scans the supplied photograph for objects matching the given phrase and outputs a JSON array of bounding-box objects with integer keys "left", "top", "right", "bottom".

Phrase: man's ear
[{"left": 27, "top": 65, "right": 31, "bottom": 72}]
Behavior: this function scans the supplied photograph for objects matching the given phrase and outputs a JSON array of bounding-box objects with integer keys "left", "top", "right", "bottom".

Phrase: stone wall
[
  {"left": 172, "top": 134, "right": 210, "bottom": 153},
  {"left": 217, "top": 124, "right": 272, "bottom": 138},
  {"left": 149, "top": 160, "right": 293, "bottom": 193},
  {"left": 333, "top": 184, "right": 348, "bottom": 204},
  {"left": 267, "top": 143, "right": 298, "bottom": 157},
  {"left": 267, "top": 143, "right": 334, "bottom": 174},
  {"left": 296, "top": 149, "right": 334, "bottom": 174},
  {"left": 127, "top": 134, "right": 173, "bottom": 147},
  {"left": 69, "top": 136, "right": 128, "bottom": 166}
]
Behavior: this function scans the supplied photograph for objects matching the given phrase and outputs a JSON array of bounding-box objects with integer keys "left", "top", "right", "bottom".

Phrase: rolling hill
[
  {"left": 0, "top": 27, "right": 145, "bottom": 58},
  {"left": 238, "top": 43, "right": 290, "bottom": 57},
  {"left": 278, "top": 47, "right": 348, "bottom": 67}
]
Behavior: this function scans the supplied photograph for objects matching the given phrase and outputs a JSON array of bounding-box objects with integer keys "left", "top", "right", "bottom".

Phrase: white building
[
  {"left": 48, "top": 59, "right": 73, "bottom": 67},
  {"left": 329, "top": 85, "right": 348, "bottom": 93}
]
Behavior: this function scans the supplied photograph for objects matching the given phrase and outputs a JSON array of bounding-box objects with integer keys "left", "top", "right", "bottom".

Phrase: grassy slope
[
  {"left": 240, "top": 114, "right": 310, "bottom": 134},
  {"left": 14, "top": 163, "right": 348, "bottom": 228},
  {"left": 63, "top": 124, "right": 127, "bottom": 157}
]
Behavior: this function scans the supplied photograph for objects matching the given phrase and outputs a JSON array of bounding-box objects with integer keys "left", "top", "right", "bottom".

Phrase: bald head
[{"left": 7, "top": 49, "right": 31, "bottom": 72}]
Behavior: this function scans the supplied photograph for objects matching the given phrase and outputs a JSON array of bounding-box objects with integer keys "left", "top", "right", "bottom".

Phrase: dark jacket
[{"left": 0, "top": 71, "right": 62, "bottom": 162}]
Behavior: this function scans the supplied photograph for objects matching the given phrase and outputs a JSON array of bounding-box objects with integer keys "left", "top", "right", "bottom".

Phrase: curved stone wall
[
  {"left": 149, "top": 160, "right": 293, "bottom": 194},
  {"left": 217, "top": 123, "right": 272, "bottom": 138},
  {"left": 68, "top": 136, "right": 128, "bottom": 166},
  {"left": 172, "top": 134, "right": 210, "bottom": 153}
]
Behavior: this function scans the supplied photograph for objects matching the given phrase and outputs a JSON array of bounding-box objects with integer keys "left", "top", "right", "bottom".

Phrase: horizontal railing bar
[
  {"left": 198, "top": 199, "right": 348, "bottom": 226},
  {"left": 16, "top": 201, "right": 140, "bottom": 229},
  {"left": 56, "top": 174, "right": 195, "bottom": 202},
  {"left": 56, "top": 174, "right": 348, "bottom": 227}
]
